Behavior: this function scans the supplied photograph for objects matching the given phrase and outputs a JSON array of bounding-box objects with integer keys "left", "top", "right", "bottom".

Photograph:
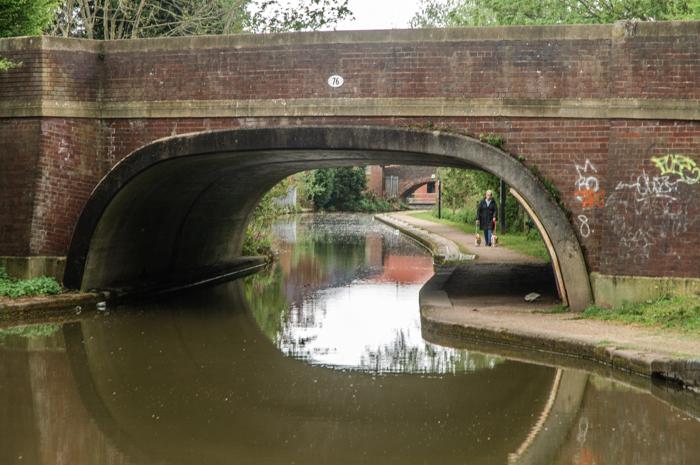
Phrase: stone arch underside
[{"left": 64, "top": 126, "right": 592, "bottom": 310}]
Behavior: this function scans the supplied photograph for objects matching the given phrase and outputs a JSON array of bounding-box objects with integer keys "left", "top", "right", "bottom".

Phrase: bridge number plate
[{"left": 327, "top": 75, "right": 344, "bottom": 88}]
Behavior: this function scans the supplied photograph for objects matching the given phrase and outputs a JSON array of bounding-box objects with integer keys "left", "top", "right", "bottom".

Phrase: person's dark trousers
[{"left": 484, "top": 228, "right": 493, "bottom": 246}]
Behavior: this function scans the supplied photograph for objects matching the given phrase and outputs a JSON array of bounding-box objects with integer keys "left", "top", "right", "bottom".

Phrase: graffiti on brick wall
[
  {"left": 573, "top": 159, "right": 604, "bottom": 238},
  {"left": 606, "top": 154, "right": 699, "bottom": 263},
  {"left": 650, "top": 154, "right": 700, "bottom": 185},
  {"left": 613, "top": 170, "right": 681, "bottom": 202}
]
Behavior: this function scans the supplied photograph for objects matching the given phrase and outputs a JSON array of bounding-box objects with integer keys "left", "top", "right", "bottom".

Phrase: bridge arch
[
  {"left": 64, "top": 126, "right": 592, "bottom": 310},
  {"left": 399, "top": 179, "right": 435, "bottom": 200}
]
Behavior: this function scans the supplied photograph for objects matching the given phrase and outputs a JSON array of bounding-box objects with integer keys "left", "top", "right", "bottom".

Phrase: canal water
[{"left": 1, "top": 213, "right": 698, "bottom": 465}]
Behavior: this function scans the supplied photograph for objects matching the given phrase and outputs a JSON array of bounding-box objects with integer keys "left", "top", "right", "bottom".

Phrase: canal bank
[
  {"left": 378, "top": 212, "right": 700, "bottom": 390},
  {"left": 0, "top": 257, "right": 268, "bottom": 323}
]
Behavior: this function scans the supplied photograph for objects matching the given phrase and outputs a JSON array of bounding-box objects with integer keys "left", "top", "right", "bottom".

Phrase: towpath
[{"left": 382, "top": 211, "right": 700, "bottom": 388}]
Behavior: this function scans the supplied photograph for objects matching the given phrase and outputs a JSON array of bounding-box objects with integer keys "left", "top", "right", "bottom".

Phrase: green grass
[
  {"left": 497, "top": 234, "right": 550, "bottom": 262},
  {"left": 582, "top": 295, "right": 700, "bottom": 334},
  {"left": 0, "top": 267, "right": 62, "bottom": 298},
  {"left": 0, "top": 324, "right": 60, "bottom": 340},
  {"left": 535, "top": 304, "right": 570, "bottom": 314},
  {"left": 409, "top": 211, "right": 550, "bottom": 262}
]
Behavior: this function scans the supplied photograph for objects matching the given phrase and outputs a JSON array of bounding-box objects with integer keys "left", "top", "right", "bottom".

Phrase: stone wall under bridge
[{"left": 1, "top": 21, "right": 699, "bottom": 308}]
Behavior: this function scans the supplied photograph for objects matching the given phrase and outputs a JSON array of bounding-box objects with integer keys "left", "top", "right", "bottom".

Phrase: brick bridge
[
  {"left": 366, "top": 165, "right": 437, "bottom": 201},
  {"left": 1, "top": 21, "right": 699, "bottom": 310}
]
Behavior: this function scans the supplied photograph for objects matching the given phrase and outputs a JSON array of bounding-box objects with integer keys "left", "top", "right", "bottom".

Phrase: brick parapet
[{"left": 1, "top": 21, "right": 699, "bottom": 117}]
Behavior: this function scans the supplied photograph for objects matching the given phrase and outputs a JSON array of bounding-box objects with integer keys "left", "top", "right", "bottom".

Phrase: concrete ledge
[
  {"left": 0, "top": 25, "right": 613, "bottom": 54},
  {"left": 420, "top": 309, "right": 700, "bottom": 390},
  {"left": 0, "top": 256, "right": 66, "bottom": 281},
  {"left": 374, "top": 213, "right": 473, "bottom": 264},
  {"left": 2, "top": 21, "right": 697, "bottom": 53},
  {"left": 419, "top": 271, "right": 700, "bottom": 390},
  {"left": 0, "top": 257, "right": 267, "bottom": 320},
  {"left": 420, "top": 321, "right": 700, "bottom": 418},
  {"left": 0, "top": 291, "right": 110, "bottom": 324},
  {"left": 418, "top": 265, "right": 456, "bottom": 310},
  {"left": 591, "top": 272, "right": 700, "bottom": 308},
  {"left": 3, "top": 97, "right": 700, "bottom": 120},
  {"left": 105, "top": 256, "right": 268, "bottom": 300}
]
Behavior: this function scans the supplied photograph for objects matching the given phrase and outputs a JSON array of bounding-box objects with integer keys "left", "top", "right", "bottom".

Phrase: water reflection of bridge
[{"left": 1, "top": 281, "right": 698, "bottom": 465}]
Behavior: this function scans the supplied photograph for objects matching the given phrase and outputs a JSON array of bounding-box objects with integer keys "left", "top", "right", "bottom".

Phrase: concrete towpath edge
[
  {"left": 418, "top": 267, "right": 700, "bottom": 391},
  {"left": 374, "top": 213, "right": 474, "bottom": 264},
  {"left": 375, "top": 212, "right": 700, "bottom": 390}
]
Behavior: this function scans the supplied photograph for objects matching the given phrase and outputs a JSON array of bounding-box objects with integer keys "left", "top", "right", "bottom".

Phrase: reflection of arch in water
[
  {"left": 509, "top": 370, "right": 589, "bottom": 465},
  {"left": 64, "top": 280, "right": 565, "bottom": 465}
]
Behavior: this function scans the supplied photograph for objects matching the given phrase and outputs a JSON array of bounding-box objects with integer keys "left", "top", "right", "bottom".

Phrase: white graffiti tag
[
  {"left": 618, "top": 229, "right": 655, "bottom": 260},
  {"left": 614, "top": 170, "right": 681, "bottom": 203},
  {"left": 573, "top": 159, "right": 603, "bottom": 238},
  {"left": 577, "top": 215, "right": 591, "bottom": 238},
  {"left": 575, "top": 159, "right": 599, "bottom": 194}
]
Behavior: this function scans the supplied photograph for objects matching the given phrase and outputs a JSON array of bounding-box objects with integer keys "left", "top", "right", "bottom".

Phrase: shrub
[{"left": 0, "top": 267, "right": 62, "bottom": 298}]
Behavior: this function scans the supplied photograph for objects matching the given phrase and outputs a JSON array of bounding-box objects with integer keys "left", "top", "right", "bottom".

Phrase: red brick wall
[
  {"left": 383, "top": 165, "right": 436, "bottom": 198},
  {"left": 0, "top": 119, "right": 42, "bottom": 255},
  {"left": 0, "top": 44, "right": 44, "bottom": 102},
  {"left": 611, "top": 34, "right": 700, "bottom": 100},
  {"left": 28, "top": 119, "right": 103, "bottom": 255},
  {"left": 600, "top": 121, "right": 700, "bottom": 277},
  {"left": 41, "top": 50, "right": 101, "bottom": 102},
  {"left": 366, "top": 165, "right": 384, "bottom": 196},
  {"left": 99, "top": 39, "right": 613, "bottom": 101}
]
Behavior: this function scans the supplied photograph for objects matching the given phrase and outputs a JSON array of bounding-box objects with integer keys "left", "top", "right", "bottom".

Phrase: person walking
[{"left": 476, "top": 190, "right": 498, "bottom": 246}]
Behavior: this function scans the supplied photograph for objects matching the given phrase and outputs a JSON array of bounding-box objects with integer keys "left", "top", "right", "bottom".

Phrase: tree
[
  {"left": 52, "top": 0, "right": 249, "bottom": 39},
  {"left": 330, "top": 167, "right": 367, "bottom": 211},
  {"left": 436, "top": 167, "right": 478, "bottom": 215},
  {"left": 437, "top": 167, "right": 498, "bottom": 214},
  {"left": 51, "top": 0, "right": 353, "bottom": 39},
  {"left": 242, "top": 176, "right": 291, "bottom": 256},
  {"left": 0, "top": 0, "right": 58, "bottom": 38},
  {"left": 249, "top": 0, "right": 353, "bottom": 33},
  {"left": 1, "top": 0, "right": 59, "bottom": 70},
  {"left": 309, "top": 167, "right": 367, "bottom": 211},
  {"left": 309, "top": 168, "right": 336, "bottom": 210},
  {"left": 410, "top": 0, "right": 700, "bottom": 28}
]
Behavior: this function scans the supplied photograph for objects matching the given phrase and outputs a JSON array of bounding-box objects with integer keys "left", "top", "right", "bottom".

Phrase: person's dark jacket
[{"left": 476, "top": 199, "right": 498, "bottom": 231}]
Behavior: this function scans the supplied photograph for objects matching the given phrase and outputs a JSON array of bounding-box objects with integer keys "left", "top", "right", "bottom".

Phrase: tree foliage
[
  {"left": 53, "top": 0, "right": 248, "bottom": 39},
  {"left": 410, "top": 0, "right": 700, "bottom": 28},
  {"left": 437, "top": 167, "right": 497, "bottom": 216},
  {"left": 0, "top": 0, "right": 58, "bottom": 38},
  {"left": 51, "top": 0, "right": 353, "bottom": 39},
  {"left": 436, "top": 167, "right": 529, "bottom": 231},
  {"left": 309, "top": 167, "right": 367, "bottom": 211},
  {"left": 249, "top": 0, "right": 353, "bottom": 33},
  {"left": 0, "top": 0, "right": 59, "bottom": 71},
  {"left": 242, "top": 177, "right": 292, "bottom": 257}
]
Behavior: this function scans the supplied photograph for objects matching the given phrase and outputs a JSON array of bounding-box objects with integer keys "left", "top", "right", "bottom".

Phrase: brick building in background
[{"left": 366, "top": 165, "right": 437, "bottom": 208}]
